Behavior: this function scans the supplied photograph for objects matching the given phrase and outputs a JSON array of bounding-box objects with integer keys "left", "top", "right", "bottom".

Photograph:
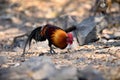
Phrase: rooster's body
[{"left": 21, "top": 24, "right": 76, "bottom": 56}]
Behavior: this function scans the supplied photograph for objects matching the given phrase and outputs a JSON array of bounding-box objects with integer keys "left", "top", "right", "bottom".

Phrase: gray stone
[
  {"left": 0, "top": 56, "right": 8, "bottom": 65},
  {"left": 22, "top": 56, "right": 56, "bottom": 80},
  {"left": 0, "top": 56, "right": 56, "bottom": 80},
  {"left": 0, "top": 56, "right": 105, "bottom": 80},
  {"left": 78, "top": 66, "right": 105, "bottom": 80},
  {"left": 75, "top": 16, "right": 107, "bottom": 45},
  {"left": 31, "top": 63, "right": 57, "bottom": 80},
  {"left": 49, "top": 67, "right": 78, "bottom": 80}
]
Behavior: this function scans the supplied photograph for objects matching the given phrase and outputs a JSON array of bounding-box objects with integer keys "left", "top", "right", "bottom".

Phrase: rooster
[{"left": 21, "top": 24, "right": 76, "bottom": 56}]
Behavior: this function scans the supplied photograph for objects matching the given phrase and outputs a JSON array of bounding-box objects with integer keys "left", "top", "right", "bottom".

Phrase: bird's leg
[
  {"left": 21, "top": 52, "right": 25, "bottom": 57},
  {"left": 67, "top": 47, "right": 71, "bottom": 52},
  {"left": 48, "top": 42, "right": 56, "bottom": 54},
  {"left": 50, "top": 46, "right": 56, "bottom": 54},
  {"left": 67, "top": 44, "right": 71, "bottom": 52}
]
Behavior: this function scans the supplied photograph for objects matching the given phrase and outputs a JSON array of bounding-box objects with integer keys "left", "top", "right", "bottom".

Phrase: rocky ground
[{"left": 0, "top": 0, "right": 120, "bottom": 80}]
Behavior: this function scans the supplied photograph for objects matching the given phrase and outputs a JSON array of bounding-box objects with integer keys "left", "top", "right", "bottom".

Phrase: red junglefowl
[{"left": 21, "top": 24, "right": 76, "bottom": 57}]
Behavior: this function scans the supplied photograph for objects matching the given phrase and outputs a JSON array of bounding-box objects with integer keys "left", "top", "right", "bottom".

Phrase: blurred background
[
  {"left": 0, "top": 0, "right": 92, "bottom": 39},
  {"left": 0, "top": 0, "right": 120, "bottom": 80},
  {"left": 0, "top": 0, "right": 119, "bottom": 40}
]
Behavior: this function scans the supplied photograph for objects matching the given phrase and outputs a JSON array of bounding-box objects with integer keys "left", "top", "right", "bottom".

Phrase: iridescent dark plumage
[{"left": 21, "top": 24, "right": 76, "bottom": 57}]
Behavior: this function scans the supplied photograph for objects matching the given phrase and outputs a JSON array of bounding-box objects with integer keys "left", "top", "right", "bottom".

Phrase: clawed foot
[
  {"left": 67, "top": 46, "right": 71, "bottom": 53},
  {"left": 21, "top": 52, "right": 26, "bottom": 57},
  {"left": 49, "top": 47, "right": 57, "bottom": 54},
  {"left": 50, "top": 49, "right": 56, "bottom": 54}
]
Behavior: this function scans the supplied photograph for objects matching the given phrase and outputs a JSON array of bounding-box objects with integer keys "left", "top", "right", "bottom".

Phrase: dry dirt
[{"left": 0, "top": 0, "right": 120, "bottom": 80}]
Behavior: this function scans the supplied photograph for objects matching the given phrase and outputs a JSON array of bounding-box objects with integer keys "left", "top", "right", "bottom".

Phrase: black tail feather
[
  {"left": 21, "top": 27, "right": 42, "bottom": 57},
  {"left": 65, "top": 26, "right": 76, "bottom": 33}
]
